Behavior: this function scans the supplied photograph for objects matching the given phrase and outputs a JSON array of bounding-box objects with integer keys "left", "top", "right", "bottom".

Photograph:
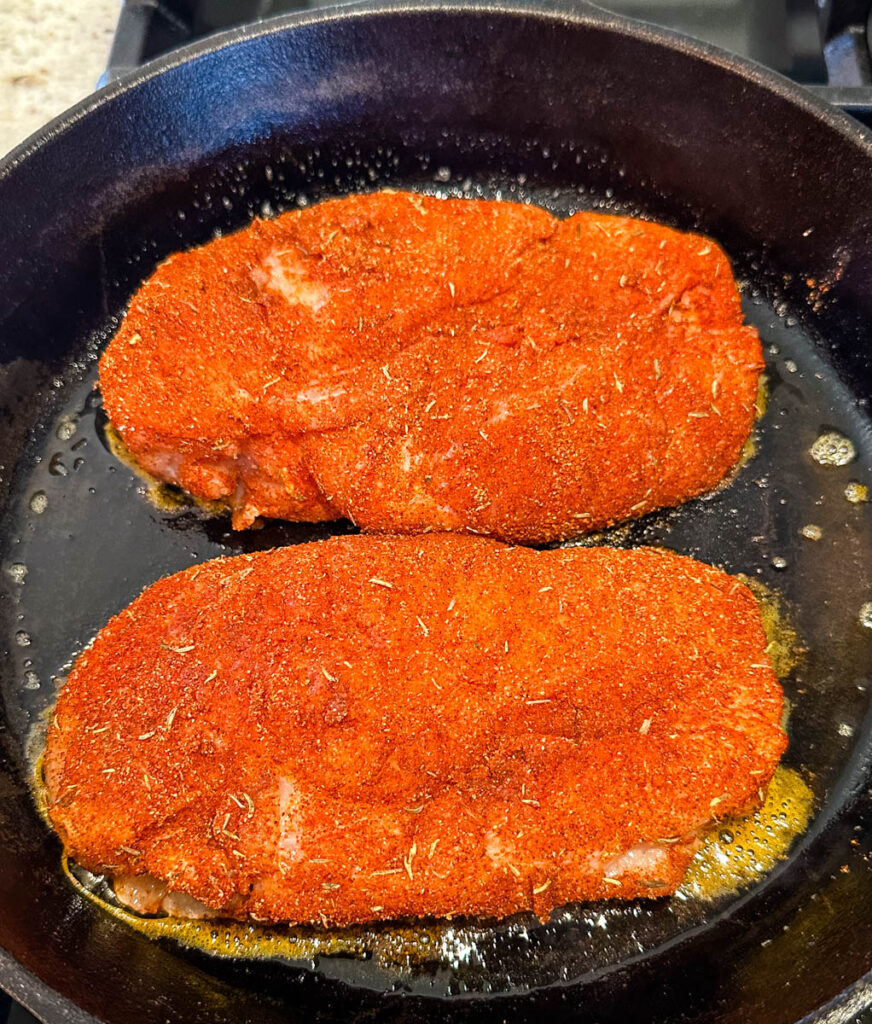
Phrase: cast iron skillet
[{"left": 3, "top": 1, "right": 872, "bottom": 1020}]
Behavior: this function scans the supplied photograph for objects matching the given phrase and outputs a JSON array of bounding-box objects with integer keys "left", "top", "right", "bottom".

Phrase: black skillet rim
[
  {"left": 3, "top": 0, "right": 872, "bottom": 182},
  {"left": 3, "top": 1, "right": 872, "bottom": 1020}
]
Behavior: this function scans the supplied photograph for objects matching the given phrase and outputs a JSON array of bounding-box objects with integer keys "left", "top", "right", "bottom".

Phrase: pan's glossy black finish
[{"left": 4, "top": 3, "right": 872, "bottom": 1021}]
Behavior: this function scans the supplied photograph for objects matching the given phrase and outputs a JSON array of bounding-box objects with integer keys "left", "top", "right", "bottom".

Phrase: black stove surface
[
  {"left": 0, "top": 995, "right": 40, "bottom": 1024},
  {"left": 2, "top": 2, "right": 872, "bottom": 1023}
]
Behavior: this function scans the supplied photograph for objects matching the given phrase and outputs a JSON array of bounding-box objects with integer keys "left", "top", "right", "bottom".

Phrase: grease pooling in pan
[{"left": 54, "top": 763, "right": 811, "bottom": 980}]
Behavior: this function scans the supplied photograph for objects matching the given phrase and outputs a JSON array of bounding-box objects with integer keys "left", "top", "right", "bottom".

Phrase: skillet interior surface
[{"left": 3, "top": 4, "right": 872, "bottom": 1022}]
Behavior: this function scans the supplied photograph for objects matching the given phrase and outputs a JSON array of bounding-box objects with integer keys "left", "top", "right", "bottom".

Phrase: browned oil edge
[
  {"left": 740, "top": 574, "right": 803, "bottom": 680},
  {"left": 104, "top": 422, "right": 227, "bottom": 516}
]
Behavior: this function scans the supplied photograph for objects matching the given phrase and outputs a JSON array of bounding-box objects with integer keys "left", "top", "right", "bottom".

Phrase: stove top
[{"left": 2, "top": 3, "right": 872, "bottom": 1023}]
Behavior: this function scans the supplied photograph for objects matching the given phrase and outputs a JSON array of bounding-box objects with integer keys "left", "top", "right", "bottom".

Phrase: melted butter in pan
[
  {"left": 61, "top": 765, "right": 814, "bottom": 966},
  {"left": 738, "top": 372, "right": 769, "bottom": 467},
  {"left": 741, "top": 575, "right": 802, "bottom": 679},
  {"left": 680, "top": 766, "right": 813, "bottom": 900}
]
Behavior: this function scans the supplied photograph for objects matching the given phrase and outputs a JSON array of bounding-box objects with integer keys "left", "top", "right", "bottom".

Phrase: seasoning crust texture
[
  {"left": 99, "top": 191, "right": 762, "bottom": 542},
  {"left": 44, "top": 534, "right": 786, "bottom": 926}
]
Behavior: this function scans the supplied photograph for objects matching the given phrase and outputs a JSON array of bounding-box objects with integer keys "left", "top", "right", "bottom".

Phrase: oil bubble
[
  {"left": 809, "top": 431, "right": 856, "bottom": 467},
  {"left": 6, "top": 563, "right": 27, "bottom": 584},
  {"left": 48, "top": 454, "right": 68, "bottom": 477},
  {"left": 845, "top": 481, "right": 868, "bottom": 504},
  {"left": 859, "top": 602, "right": 872, "bottom": 629},
  {"left": 56, "top": 418, "right": 77, "bottom": 441},
  {"left": 838, "top": 723, "right": 855, "bottom": 738},
  {"left": 771, "top": 556, "right": 788, "bottom": 570},
  {"left": 15, "top": 631, "right": 31, "bottom": 646},
  {"left": 29, "top": 491, "right": 48, "bottom": 514},
  {"left": 23, "top": 671, "right": 40, "bottom": 690},
  {"left": 799, "top": 524, "right": 822, "bottom": 541}
]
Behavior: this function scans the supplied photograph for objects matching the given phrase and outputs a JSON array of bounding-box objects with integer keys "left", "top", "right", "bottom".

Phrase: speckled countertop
[{"left": 0, "top": 0, "right": 119, "bottom": 158}]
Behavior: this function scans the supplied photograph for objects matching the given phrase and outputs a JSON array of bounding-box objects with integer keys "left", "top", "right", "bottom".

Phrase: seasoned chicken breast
[
  {"left": 45, "top": 535, "right": 786, "bottom": 926},
  {"left": 100, "top": 192, "right": 762, "bottom": 542}
]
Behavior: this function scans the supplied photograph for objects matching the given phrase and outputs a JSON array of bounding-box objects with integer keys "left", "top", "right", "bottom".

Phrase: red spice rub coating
[
  {"left": 44, "top": 535, "right": 786, "bottom": 926},
  {"left": 99, "top": 192, "right": 762, "bottom": 543}
]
